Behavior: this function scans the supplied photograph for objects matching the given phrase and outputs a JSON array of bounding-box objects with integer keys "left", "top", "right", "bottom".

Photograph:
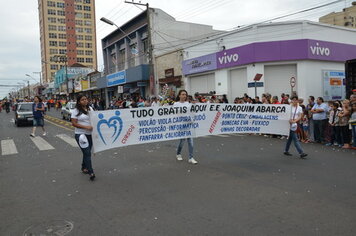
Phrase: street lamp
[
  {"left": 100, "top": 17, "right": 132, "bottom": 41},
  {"left": 23, "top": 80, "right": 30, "bottom": 98}
]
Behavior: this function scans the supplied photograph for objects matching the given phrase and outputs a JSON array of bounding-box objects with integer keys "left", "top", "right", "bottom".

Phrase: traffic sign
[{"left": 290, "top": 77, "right": 296, "bottom": 88}]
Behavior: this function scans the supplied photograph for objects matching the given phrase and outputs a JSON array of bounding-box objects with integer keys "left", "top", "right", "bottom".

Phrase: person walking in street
[
  {"left": 284, "top": 96, "right": 308, "bottom": 159},
  {"left": 311, "top": 97, "right": 328, "bottom": 143},
  {"left": 174, "top": 90, "right": 198, "bottom": 164},
  {"left": 71, "top": 94, "right": 96, "bottom": 181},
  {"left": 30, "top": 96, "right": 46, "bottom": 137}
]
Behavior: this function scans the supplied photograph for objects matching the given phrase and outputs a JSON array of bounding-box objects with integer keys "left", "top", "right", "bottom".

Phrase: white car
[{"left": 62, "top": 102, "right": 76, "bottom": 121}]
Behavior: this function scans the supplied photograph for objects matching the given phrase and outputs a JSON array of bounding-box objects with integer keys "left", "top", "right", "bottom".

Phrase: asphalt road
[{"left": 0, "top": 109, "right": 355, "bottom": 236}]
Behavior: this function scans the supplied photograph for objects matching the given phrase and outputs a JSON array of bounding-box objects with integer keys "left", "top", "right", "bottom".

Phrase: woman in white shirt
[
  {"left": 284, "top": 96, "right": 308, "bottom": 159},
  {"left": 174, "top": 90, "right": 198, "bottom": 164},
  {"left": 71, "top": 95, "right": 95, "bottom": 181}
]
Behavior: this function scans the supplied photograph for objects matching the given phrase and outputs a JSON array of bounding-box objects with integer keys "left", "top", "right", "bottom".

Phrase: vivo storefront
[{"left": 182, "top": 38, "right": 356, "bottom": 101}]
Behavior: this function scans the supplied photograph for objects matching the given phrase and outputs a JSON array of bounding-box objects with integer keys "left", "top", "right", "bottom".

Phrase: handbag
[{"left": 290, "top": 106, "right": 298, "bottom": 131}]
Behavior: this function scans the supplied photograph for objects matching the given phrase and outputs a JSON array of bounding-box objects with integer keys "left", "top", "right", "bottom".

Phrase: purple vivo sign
[{"left": 182, "top": 39, "right": 356, "bottom": 75}]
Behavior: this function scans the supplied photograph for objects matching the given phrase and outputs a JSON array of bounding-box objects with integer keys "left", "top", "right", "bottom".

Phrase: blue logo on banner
[
  {"left": 107, "top": 70, "right": 126, "bottom": 87},
  {"left": 97, "top": 111, "right": 123, "bottom": 145}
]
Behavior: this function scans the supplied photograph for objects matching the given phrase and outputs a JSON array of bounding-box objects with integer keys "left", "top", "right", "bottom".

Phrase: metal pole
[
  {"left": 27, "top": 81, "right": 30, "bottom": 98},
  {"left": 254, "top": 81, "right": 257, "bottom": 98}
]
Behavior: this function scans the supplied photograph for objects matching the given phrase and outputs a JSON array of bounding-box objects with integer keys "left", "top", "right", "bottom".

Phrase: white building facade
[{"left": 182, "top": 21, "right": 356, "bottom": 101}]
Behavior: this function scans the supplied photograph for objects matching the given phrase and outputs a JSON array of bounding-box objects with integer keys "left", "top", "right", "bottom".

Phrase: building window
[
  {"left": 142, "top": 39, "right": 148, "bottom": 62},
  {"left": 75, "top": 0, "right": 82, "bottom": 2},
  {"left": 84, "top": 13, "right": 91, "bottom": 19},
  {"left": 75, "top": 5, "right": 82, "bottom": 10},
  {"left": 47, "top": 1, "right": 56, "bottom": 7},
  {"left": 60, "top": 65, "right": 64, "bottom": 69},
  {"left": 56, "top": 2, "right": 65, "bottom": 8},
  {"left": 85, "top": 43, "right": 92, "bottom": 48},
  {"left": 50, "top": 64, "right": 58, "bottom": 70},
  {"left": 58, "top": 34, "right": 66, "bottom": 39},
  {"left": 75, "top": 12, "right": 83, "bottom": 18},
  {"left": 58, "top": 18, "right": 65, "bottom": 24},
  {"left": 84, "top": 20, "right": 92, "bottom": 26},
  {"left": 58, "top": 26, "right": 66, "bottom": 31},
  {"left": 76, "top": 27, "right": 83, "bottom": 33},
  {"left": 76, "top": 35, "right": 84, "bottom": 40},
  {"left": 50, "top": 49, "right": 58, "bottom": 54},
  {"left": 59, "top": 49, "right": 67, "bottom": 54},
  {"left": 84, "top": 0, "right": 91, "bottom": 3},
  {"left": 85, "top": 35, "right": 92, "bottom": 41},
  {"left": 59, "top": 41, "right": 66, "bottom": 47},
  {"left": 57, "top": 10, "right": 65, "bottom": 16},
  {"left": 84, "top": 6, "right": 91, "bottom": 11},
  {"left": 49, "top": 41, "right": 57, "bottom": 46},
  {"left": 75, "top": 20, "right": 83, "bottom": 26},
  {"left": 48, "top": 9, "right": 56, "bottom": 15},
  {"left": 85, "top": 50, "right": 93, "bottom": 55},
  {"left": 118, "top": 49, "right": 125, "bottom": 70},
  {"left": 77, "top": 50, "right": 84, "bottom": 55},
  {"left": 48, "top": 17, "right": 56, "bottom": 23},
  {"left": 84, "top": 28, "right": 92, "bottom": 33},
  {"left": 77, "top": 58, "right": 85, "bottom": 63},
  {"left": 49, "top": 33, "right": 57, "bottom": 39},
  {"left": 77, "top": 42, "right": 84, "bottom": 48},
  {"left": 85, "top": 58, "right": 93, "bottom": 63},
  {"left": 48, "top": 25, "right": 57, "bottom": 31}
]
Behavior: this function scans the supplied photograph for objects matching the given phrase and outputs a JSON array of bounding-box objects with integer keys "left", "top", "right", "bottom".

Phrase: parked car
[
  {"left": 62, "top": 102, "right": 76, "bottom": 120},
  {"left": 15, "top": 102, "right": 34, "bottom": 127}
]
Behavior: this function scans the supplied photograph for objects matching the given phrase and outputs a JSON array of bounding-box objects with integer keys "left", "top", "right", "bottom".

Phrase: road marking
[
  {"left": 10, "top": 118, "right": 15, "bottom": 123},
  {"left": 44, "top": 119, "right": 73, "bottom": 132},
  {"left": 30, "top": 136, "right": 55, "bottom": 151},
  {"left": 56, "top": 134, "right": 78, "bottom": 147},
  {"left": 1, "top": 139, "right": 18, "bottom": 155}
]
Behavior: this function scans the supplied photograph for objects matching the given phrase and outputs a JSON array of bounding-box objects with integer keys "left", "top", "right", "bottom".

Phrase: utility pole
[
  {"left": 27, "top": 81, "right": 30, "bottom": 98},
  {"left": 124, "top": 1, "right": 155, "bottom": 96}
]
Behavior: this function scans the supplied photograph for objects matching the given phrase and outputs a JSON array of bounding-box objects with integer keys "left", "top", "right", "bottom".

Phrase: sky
[{"left": 0, "top": 0, "right": 353, "bottom": 98}]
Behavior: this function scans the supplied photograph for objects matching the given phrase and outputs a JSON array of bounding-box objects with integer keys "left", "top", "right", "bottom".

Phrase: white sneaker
[
  {"left": 43, "top": 132, "right": 47, "bottom": 136},
  {"left": 188, "top": 158, "right": 198, "bottom": 165},
  {"left": 30, "top": 133, "right": 35, "bottom": 137},
  {"left": 176, "top": 154, "right": 183, "bottom": 161}
]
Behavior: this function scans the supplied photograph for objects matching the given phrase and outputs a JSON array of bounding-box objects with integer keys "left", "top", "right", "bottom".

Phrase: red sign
[{"left": 253, "top": 73, "right": 263, "bottom": 81}]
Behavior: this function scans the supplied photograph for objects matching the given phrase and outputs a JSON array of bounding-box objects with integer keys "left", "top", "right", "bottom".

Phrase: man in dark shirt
[{"left": 31, "top": 96, "right": 46, "bottom": 137}]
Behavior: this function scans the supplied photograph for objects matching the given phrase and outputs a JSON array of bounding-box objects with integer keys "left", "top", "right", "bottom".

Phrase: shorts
[
  {"left": 33, "top": 117, "right": 44, "bottom": 127},
  {"left": 302, "top": 125, "right": 309, "bottom": 131}
]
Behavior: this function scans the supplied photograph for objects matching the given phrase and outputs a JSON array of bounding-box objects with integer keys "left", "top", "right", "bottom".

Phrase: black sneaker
[
  {"left": 300, "top": 153, "right": 308, "bottom": 159},
  {"left": 283, "top": 152, "right": 292, "bottom": 156}
]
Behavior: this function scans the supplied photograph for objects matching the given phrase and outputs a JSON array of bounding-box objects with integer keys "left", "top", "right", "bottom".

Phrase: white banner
[{"left": 89, "top": 104, "right": 291, "bottom": 153}]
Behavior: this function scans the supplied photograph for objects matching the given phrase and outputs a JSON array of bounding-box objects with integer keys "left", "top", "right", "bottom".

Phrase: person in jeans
[
  {"left": 311, "top": 97, "right": 328, "bottom": 143},
  {"left": 284, "top": 96, "right": 308, "bottom": 159},
  {"left": 30, "top": 96, "right": 46, "bottom": 137},
  {"left": 306, "top": 96, "right": 315, "bottom": 142},
  {"left": 71, "top": 95, "right": 95, "bottom": 181},
  {"left": 174, "top": 90, "right": 198, "bottom": 165}
]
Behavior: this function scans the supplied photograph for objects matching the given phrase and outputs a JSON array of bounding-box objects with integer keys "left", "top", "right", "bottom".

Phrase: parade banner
[{"left": 90, "top": 104, "right": 291, "bottom": 153}]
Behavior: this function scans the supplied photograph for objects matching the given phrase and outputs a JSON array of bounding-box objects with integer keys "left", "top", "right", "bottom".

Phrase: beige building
[
  {"left": 38, "top": 0, "right": 97, "bottom": 83},
  {"left": 319, "top": 2, "right": 356, "bottom": 28}
]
